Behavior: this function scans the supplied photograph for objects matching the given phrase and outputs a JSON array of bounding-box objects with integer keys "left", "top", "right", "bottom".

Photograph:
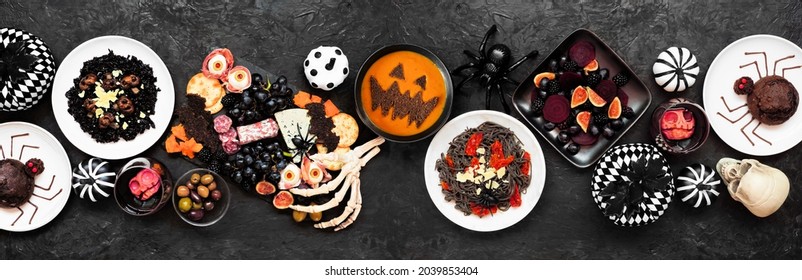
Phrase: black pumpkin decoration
[
  {"left": 675, "top": 163, "right": 721, "bottom": 208},
  {"left": 71, "top": 158, "right": 116, "bottom": 202}
]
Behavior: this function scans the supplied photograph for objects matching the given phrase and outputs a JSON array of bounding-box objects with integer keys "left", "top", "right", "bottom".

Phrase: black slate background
[{"left": 1, "top": 0, "right": 801, "bottom": 259}]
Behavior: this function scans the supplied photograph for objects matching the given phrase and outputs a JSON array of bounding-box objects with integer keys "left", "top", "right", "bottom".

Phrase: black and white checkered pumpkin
[
  {"left": 591, "top": 143, "right": 675, "bottom": 227},
  {"left": 0, "top": 27, "right": 56, "bottom": 111}
]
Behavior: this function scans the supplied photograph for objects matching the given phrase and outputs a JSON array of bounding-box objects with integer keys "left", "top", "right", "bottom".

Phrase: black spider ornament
[
  {"left": 452, "top": 25, "right": 538, "bottom": 113},
  {"left": 289, "top": 123, "right": 316, "bottom": 163}
]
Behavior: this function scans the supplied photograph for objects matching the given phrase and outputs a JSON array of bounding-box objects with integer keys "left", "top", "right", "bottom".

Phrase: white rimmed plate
[
  {"left": 51, "top": 35, "right": 175, "bottom": 160},
  {"left": 423, "top": 110, "right": 546, "bottom": 232},
  {"left": 703, "top": 34, "right": 802, "bottom": 156},
  {"left": 0, "top": 122, "right": 71, "bottom": 232}
]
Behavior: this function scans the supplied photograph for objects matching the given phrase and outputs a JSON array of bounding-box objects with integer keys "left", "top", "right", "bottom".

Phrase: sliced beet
[
  {"left": 559, "top": 72, "right": 583, "bottom": 90},
  {"left": 569, "top": 40, "right": 596, "bottom": 67},
  {"left": 617, "top": 88, "right": 629, "bottom": 107},
  {"left": 571, "top": 131, "right": 599, "bottom": 146},
  {"left": 543, "top": 95, "right": 571, "bottom": 124},
  {"left": 594, "top": 80, "right": 617, "bottom": 102}
]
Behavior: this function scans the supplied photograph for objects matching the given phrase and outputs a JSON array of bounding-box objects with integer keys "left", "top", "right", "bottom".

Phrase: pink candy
[{"left": 129, "top": 168, "right": 161, "bottom": 200}]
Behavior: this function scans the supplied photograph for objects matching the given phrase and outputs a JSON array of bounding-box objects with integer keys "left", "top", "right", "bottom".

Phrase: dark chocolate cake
[
  {"left": 0, "top": 159, "right": 35, "bottom": 208},
  {"left": 747, "top": 75, "right": 799, "bottom": 125}
]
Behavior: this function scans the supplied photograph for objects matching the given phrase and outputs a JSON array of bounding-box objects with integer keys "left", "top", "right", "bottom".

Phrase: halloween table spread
[{"left": 1, "top": 1, "right": 802, "bottom": 259}]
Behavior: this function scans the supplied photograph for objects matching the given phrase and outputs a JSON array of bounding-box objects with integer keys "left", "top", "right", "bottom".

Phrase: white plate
[
  {"left": 703, "top": 35, "right": 802, "bottom": 156},
  {"left": 0, "top": 122, "right": 71, "bottom": 232},
  {"left": 51, "top": 36, "right": 175, "bottom": 160},
  {"left": 423, "top": 110, "right": 546, "bottom": 232}
]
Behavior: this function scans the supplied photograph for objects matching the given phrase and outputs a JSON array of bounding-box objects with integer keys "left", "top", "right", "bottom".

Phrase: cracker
[
  {"left": 326, "top": 146, "right": 351, "bottom": 171},
  {"left": 186, "top": 72, "right": 225, "bottom": 114},
  {"left": 331, "top": 113, "right": 358, "bottom": 148}
]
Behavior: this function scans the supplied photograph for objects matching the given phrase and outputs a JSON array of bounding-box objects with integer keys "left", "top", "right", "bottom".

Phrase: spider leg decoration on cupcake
[{"left": 716, "top": 51, "right": 802, "bottom": 146}]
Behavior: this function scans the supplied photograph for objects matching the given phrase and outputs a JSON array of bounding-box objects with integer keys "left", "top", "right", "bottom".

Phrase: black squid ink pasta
[{"left": 435, "top": 122, "right": 531, "bottom": 217}]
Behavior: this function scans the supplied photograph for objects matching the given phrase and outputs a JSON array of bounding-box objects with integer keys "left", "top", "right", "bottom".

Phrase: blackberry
[
  {"left": 207, "top": 160, "right": 222, "bottom": 174},
  {"left": 197, "top": 148, "right": 214, "bottom": 163},
  {"left": 562, "top": 60, "right": 579, "bottom": 72},
  {"left": 623, "top": 106, "right": 635, "bottom": 119},
  {"left": 557, "top": 120, "right": 572, "bottom": 130},
  {"left": 613, "top": 73, "right": 629, "bottom": 87},
  {"left": 585, "top": 73, "right": 602, "bottom": 87},
  {"left": 214, "top": 151, "right": 228, "bottom": 161},
  {"left": 547, "top": 80, "right": 561, "bottom": 94},
  {"left": 593, "top": 113, "right": 609, "bottom": 125},
  {"left": 531, "top": 96, "right": 545, "bottom": 115},
  {"left": 221, "top": 94, "right": 241, "bottom": 109}
]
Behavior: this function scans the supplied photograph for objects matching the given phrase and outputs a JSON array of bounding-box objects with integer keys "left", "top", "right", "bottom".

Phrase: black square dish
[{"left": 512, "top": 29, "right": 652, "bottom": 168}]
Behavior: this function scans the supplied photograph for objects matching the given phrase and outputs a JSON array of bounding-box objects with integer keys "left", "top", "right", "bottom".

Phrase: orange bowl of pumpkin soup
[{"left": 355, "top": 45, "right": 453, "bottom": 142}]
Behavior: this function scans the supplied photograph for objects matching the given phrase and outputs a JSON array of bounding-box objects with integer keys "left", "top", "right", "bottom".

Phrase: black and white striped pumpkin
[
  {"left": 675, "top": 163, "right": 721, "bottom": 208},
  {"left": 653, "top": 47, "right": 699, "bottom": 93},
  {"left": 0, "top": 27, "right": 56, "bottom": 111},
  {"left": 71, "top": 158, "right": 116, "bottom": 202}
]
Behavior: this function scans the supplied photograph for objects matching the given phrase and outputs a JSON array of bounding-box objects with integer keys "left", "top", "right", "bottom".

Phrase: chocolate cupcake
[
  {"left": 747, "top": 75, "right": 799, "bottom": 125},
  {"left": 0, "top": 159, "right": 35, "bottom": 207}
]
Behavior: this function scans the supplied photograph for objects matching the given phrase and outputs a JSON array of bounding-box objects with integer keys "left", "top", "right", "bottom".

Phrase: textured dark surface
[{"left": 1, "top": 0, "right": 802, "bottom": 259}]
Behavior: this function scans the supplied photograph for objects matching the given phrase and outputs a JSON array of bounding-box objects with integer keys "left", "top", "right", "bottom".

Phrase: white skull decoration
[
  {"left": 716, "top": 158, "right": 789, "bottom": 217},
  {"left": 660, "top": 108, "right": 695, "bottom": 140},
  {"left": 303, "top": 46, "right": 349, "bottom": 91}
]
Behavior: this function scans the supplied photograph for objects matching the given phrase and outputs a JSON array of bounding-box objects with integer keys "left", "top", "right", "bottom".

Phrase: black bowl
[
  {"left": 512, "top": 29, "right": 653, "bottom": 168},
  {"left": 354, "top": 44, "right": 453, "bottom": 143}
]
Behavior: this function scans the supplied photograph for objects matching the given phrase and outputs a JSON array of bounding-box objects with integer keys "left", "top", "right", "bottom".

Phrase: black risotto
[{"left": 66, "top": 51, "right": 159, "bottom": 143}]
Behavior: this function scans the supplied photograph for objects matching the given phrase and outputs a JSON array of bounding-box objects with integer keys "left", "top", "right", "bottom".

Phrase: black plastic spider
[
  {"left": 289, "top": 123, "right": 316, "bottom": 162},
  {"left": 474, "top": 188, "right": 500, "bottom": 208},
  {"left": 452, "top": 25, "right": 538, "bottom": 113}
]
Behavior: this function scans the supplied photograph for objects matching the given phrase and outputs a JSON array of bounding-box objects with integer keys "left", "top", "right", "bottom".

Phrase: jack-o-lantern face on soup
[
  {"left": 361, "top": 51, "right": 447, "bottom": 137},
  {"left": 660, "top": 108, "right": 695, "bottom": 140}
]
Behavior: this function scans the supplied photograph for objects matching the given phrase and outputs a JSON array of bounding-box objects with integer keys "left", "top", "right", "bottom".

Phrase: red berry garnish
[
  {"left": 31, "top": 167, "right": 38, "bottom": 173},
  {"left": 739, "top": 84, "right": 744, "bottom": 89},
  {"left": 741, "top": 78, "right": 747, "bottom": 84}
]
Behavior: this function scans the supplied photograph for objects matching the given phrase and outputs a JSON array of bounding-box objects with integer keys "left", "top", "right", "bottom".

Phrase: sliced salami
[
  {"left": 222, "top": 140, "right": 240, "bottom": 154},
  {"left": 236, "top": 118, "right": 278, "bottom": 145},
  {"left": 218, "top": 127, "right": 238, "bottom": 143},
  {"left": 213, "top": 115, "right": 233, "bottom": 133}
]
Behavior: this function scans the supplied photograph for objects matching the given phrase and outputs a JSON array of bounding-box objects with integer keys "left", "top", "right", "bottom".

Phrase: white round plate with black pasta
[
  {"left": 703, "top": 35, "right": 802, "bottom": 156},
  {"left": 423, "top": 110, "right": 546, "bottom": 232},
  {"left": 0, "top": 122, "right": 71, "bottom": 232},
  {"left": 51, "top": 36, "right": 175, "bottom": 160}
]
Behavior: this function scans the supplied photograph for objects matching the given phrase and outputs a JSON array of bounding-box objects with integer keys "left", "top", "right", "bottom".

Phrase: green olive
[
  {"left": 176, "top": 185, "right": 190, "bottom": 197},
  {"left": 200, "top": 174, "right": 214, "bottom": 185},
  {"left": 178, "top": 197, "right": 192, "bottom": 213},
  {"left": 190, "top": 173, "right": 201, "bottom": 185},
  {"left": 197, "top": 185, "right": 209, "bottom": 198},
  {"left": 207, "top": 181, "right": 217, "bottom": 191},
  {"left": 192, "top": 202, "right": 203, "bottom": 210}
]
